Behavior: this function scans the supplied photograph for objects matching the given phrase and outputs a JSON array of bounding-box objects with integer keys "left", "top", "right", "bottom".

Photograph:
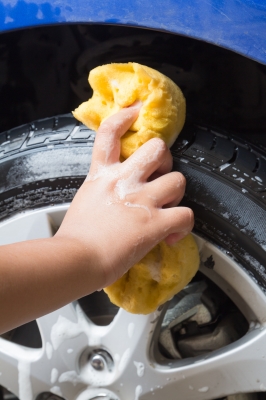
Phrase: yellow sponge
[
  {"left": 72, "top": 62, "right": 186, "bottom": 159},
  {"left": 104, "top": 234, "right": 199, "bottom": 314},
  {"left": 73, "top": 62, "right": 199, "bottom": 314}
]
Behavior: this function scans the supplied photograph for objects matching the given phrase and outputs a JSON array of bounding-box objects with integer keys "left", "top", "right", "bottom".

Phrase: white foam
[
  {"left": 115, "top": 169, "right": 143, "bottom": 200},
  {"left": 50, "top": 386, "right": 63, "bottom": 397},
  {"left": 58, "top": 370, "right": 82, "bottom": 386},
  {"left": 50, "top": 315, "right": 83, "bottom": 350},
  {"left": 124, "top": 201, "right": 151, "bottom": 216},
  {"left": 18, "top": 361, "right": 33, "bottom": 400},
  {"left": 146, "top": 245, "right": 162, "bottom": 282},
  {"left": 50, "top": 304, "right": 102, "bottom": 351},
  {"left": 135, "top": 385, "right": 143, "bottom": 400},
  {"left": 46, "top": 341, "right": 53, "bottom": 360},
  {"left": 133, "top": 361, "right": 145, "bottom": 377},
  {"left": 198, "top": 386, "right": 209, "bottom": 392},
  {"left": 118, "top": 348, "right": 131, "bottom": 372},
  {"left": 87, "top": 163, "right": 119, "bottom": 182},
  {"left": 219, "top": 163, "right": 230, "bottom": 171},
  {"left": 147, "top": 258, "right": 161, "bottom": 282},
  {"left": 51, "top": 368, "right": 59, "bottom": 384}
]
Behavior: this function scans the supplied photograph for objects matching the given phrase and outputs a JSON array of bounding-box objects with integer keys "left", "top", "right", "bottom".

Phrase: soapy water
[
  {"left": 198, "top": 386, "right": 209, "bottom": 392},
  {"left": 46, "top": 341, "right": 53, "bottom": 360},
  {"left": 135, "top": 385, "right": 143, "bottom": 400},
  {"left": 50, "top": 386, "right": 63, "bottom": 397},
  {"left": 85, "top": 134, "right": 175, "bottom": 227},
  {"left": 115, "top": 169, "right": 143, "bottom": 200},
  {"left": 58, "top": 370, "right": 82, "bottom": 386},
  {"left": 51, "top": 367, "right": 59, "bottom": 384},
  {"left": 124, "top": 202, "right": 151, "bottom": 217},
  {"left": 118, "top": 348, "right": 131, "bottom": 372},
  {"left": 98, "top": 131, "right": 118, "bottom": 164},
  {"left": 18, "top": 360, "right": 33, "bottom": 400},
  {"left": 133, "top": 361, "right": 145, "bottom": 377},
  {"left": 50, "top": 303, "right": 103, "bottom": 350},
  {"left": 50, "top": 315, "right": 86, "bottom": 350},
  {"left": 147, "top": 259, "right": 161, "bottom": 282}
]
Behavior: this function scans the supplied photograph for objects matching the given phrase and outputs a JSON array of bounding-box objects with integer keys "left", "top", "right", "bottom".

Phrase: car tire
[{"left": 0, "top": 114, "right": 266, "bottom": 400}]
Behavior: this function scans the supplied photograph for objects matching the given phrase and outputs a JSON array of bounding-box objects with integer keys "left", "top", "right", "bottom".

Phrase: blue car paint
[{"left": 0, "top": 0, "right": 266, "bottom": 65}]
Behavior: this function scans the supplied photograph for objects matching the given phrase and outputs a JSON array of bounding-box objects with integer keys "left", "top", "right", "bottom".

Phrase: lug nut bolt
[
  {"left": 91, "top": 354, "right": 105, "bottom": 371},
  {"left": 89, "top": 349, "right": 114, "bottom": 372}
]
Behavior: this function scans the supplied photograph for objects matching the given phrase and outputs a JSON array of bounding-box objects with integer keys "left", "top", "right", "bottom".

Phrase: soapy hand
[
  {"left": 56, "top": 102, "right": 194, "bottom": 288},
  {"left": 0, "top": 102, "right": 194, "bottom": 333}
]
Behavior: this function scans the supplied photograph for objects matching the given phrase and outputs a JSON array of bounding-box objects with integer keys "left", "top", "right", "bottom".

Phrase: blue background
[{"left": 0, "top": 0, "right": 266, "bottom": 64}]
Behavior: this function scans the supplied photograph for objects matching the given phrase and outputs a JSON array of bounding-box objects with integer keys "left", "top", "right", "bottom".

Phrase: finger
[
  {"left": 91, "top": 102, "right": 141, "bottom": 171},
  {"left": 157, "top": 206, "right": 194, "bottom": 240},
  {"left": 122, "top": 137, "right": 172, "bottom": 181},
  {"left": 164, "top": 232, "right": 189, "bottom": 246},
  {"left": 145, "top": 171, "right": 186, "bottom": 208}
]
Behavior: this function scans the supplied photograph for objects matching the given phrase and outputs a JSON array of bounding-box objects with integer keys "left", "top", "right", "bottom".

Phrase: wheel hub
[{"left": 0, "top": 205, "right": 266, "bottom": 400}]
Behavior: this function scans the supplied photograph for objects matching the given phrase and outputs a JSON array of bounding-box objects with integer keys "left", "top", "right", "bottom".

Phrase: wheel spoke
[
  {"left": 36, "top": 302, "right": 110, "bottom": 398},
  {"left": 0, "top": 337, "right": 42, "bottom": 399},
  {"left": 119, "top": 328, "right": 266, "bottom": 400},
  {"left": 101, "top": 308, "right": 162, "bottom": 366},
  {"left": 0, "top": 211, "right": 54, "bottom": 245}
]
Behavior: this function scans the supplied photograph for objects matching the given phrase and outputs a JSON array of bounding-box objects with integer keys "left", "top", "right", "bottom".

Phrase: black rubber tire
[{"left": 0, "top": 114, "right": 265, "bottom": 292}]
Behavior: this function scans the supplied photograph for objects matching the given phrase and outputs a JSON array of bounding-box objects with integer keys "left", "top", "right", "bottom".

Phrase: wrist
[{"left": 51, "top": 234, "right": 106, "bottom": 296}]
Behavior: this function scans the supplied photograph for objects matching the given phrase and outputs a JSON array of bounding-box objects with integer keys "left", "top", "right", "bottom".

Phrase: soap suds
[
  {"left": 50, "top": 303, "right": 101, "bottom": 351},
  {"left": 118, "top": 348, "right": 131, "bottom": 372},
  {"left": 198, "top": 386, "right": 209, "bottom": 392},
  {"left": 46, "top": 341, "right": 53, "bottom": 359},
  {"left": 50, "top": 315, "right": 83, "bottom": 350},
  {"left": 58, "top": 370, "right": 82, "bottom": 386},
  {"left": 147, "top": 246, "right": 162, "bottom": 282},
  {"left": 219, "top": 163, "right": 230, "bottom": 171},
  {"left": 51, "top": 368, "right": 59, "bottom": 384},
  {"left": 124, "top": 202, "right": 151, "bottom": 217},
  {"left": 115, "top": 169, "right": 143, "bottom": 199},
  {"left": 86, "top": 163, "right": 120, "bottom": 182},
  {"left": 18, "top": 361, "right": 33, "bottom": 400},
  {"left": 111, "top": 79, "right": 119, "bottom": 89},
  {"left": 50, "top": 386, "right": 63, "bottom": 397},
  {"left": 135, "top": 385, "right": 143, "bottom": 400},
  {"left": 147, "top": 259, "right": 161, "bottom": 282},
  {"left": 134, "top": 361, "right": 145, "bottom": 377}
]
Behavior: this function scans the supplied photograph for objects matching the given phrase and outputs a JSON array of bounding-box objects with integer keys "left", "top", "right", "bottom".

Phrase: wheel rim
[{"left": 0, "top": 204, "right": 266, "bottom": 400}]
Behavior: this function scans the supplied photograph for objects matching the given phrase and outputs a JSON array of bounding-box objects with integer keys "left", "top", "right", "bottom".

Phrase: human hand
[{"left": 56, "top": 103, "right": 194, "bottom": 289}]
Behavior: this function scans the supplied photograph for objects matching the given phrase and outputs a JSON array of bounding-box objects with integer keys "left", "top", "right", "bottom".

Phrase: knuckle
[
  {"left": 172, "top": 171, "right": 186, "bottom": 187},
  {"left": 150, "top": 137, "right": 168, "bottom": 152}
]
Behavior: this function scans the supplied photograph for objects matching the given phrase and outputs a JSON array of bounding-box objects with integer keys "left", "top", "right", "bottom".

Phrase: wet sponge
[
  {"left": 72, "top": 62, "right": 186, "bottom": 159},
  {"left": 73, "top": 62, "right": 199, "bottom": 314},
  {"left": 104, "top": 235, "right": 199, "bottom": 314}
]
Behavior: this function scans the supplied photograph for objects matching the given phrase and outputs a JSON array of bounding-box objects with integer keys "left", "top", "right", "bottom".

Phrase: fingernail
[{"left": 127, "top": 100, "right": 142, "bottom": 110}]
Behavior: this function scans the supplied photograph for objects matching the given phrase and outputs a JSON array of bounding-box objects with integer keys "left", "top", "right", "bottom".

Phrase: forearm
[{"left": 0, "top": 237, "right": 103, "bottom": 334}]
